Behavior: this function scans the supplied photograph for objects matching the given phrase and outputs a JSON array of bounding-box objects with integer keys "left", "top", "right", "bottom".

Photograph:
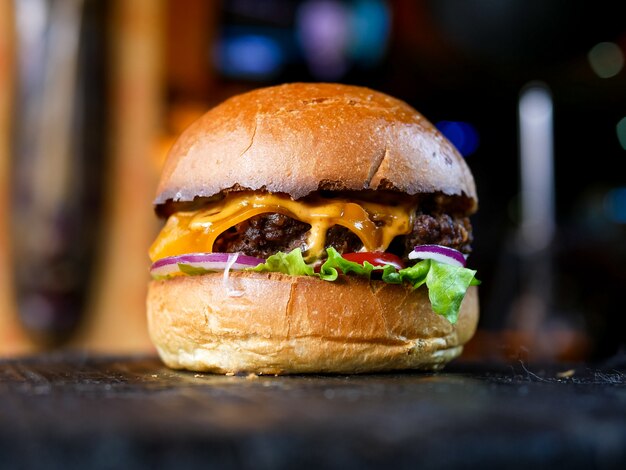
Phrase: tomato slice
[{"left": 341, "top": 252, "right": 405, "bottom": 270}]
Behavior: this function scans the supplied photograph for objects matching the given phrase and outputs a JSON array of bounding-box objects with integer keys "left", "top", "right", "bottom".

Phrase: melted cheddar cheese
[{"left": 149, "top": 192, "right": 415, "bottom": 262}]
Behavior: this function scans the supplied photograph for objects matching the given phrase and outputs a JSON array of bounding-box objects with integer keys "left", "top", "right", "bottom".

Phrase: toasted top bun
[{"left": 155, "top": 83, "right": 477, "bottom": 211}]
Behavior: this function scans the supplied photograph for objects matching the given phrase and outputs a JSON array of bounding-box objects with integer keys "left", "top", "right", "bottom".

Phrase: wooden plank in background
[
  {"left": 71, "top": 0, "right": 165, "bottom": 352},
  {"left": 0, "top": 0, "right": 33, "bottom": 355}
]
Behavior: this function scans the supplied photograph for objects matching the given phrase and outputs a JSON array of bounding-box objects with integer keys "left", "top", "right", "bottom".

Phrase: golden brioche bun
[
  {"left": 154, "top": 83, "right": 477, "bottom": 211},
  {"left": 147, "top": 272, "right": 479, "bottom": 374}
]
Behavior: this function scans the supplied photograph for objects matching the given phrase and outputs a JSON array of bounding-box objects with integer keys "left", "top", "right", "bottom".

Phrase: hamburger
[{"left": 147, "top": 83, "right": 479, "bottom": 374}]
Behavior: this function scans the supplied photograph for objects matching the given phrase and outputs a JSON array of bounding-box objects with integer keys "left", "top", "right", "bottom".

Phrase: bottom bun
[{"left": 147, "top": 271, "right": 479, "bottom": 374}]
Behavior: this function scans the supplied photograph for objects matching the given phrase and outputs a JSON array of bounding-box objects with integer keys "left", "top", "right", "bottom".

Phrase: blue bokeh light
[
  {"left": 349, "top": 0, "right": 390, "bottom": 66},
  {"left": 436, "top": 120, "right": 480, "bottom": 157},
  {"left": 216, "top": 33, "right": 284, "bottom": 79},
  {"left": 604, "top": 187, "right": 626, "bottom": 224}
]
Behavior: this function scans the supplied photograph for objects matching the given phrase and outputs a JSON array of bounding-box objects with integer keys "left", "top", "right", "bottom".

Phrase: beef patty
[{"left": 213, "top": 210, "right": 472, "bottom": 260}]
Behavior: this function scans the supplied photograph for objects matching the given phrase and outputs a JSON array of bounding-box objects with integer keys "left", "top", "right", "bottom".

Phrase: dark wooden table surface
[{"left": 1, "top": 353, "right": 625, "bottom": 469}]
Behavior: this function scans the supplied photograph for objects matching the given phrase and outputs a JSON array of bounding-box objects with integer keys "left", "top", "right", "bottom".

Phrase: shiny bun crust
[
  {"left": 155, "top": 83, "right": 477, "bottom": 209},
  {"left": 147, "top": 271, "right": 479, "bottom": 374}
]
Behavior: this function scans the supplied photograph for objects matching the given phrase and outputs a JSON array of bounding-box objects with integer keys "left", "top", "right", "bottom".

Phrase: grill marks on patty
[{"left": 213, "top": 210, "right": 472, "bottom": 260}]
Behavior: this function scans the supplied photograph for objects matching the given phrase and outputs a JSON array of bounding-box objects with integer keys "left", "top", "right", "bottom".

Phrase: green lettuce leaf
[
  {"left": 384, "top": 260, "right": 430, "bottom": 287},
  {"left": 249, "top": 248, "right": 315, "bottom": 276},
  {"left": 178, "top": 263, "right": 213, "bottom": 276},
  {"left": 424, "top": 260, "right": 478, "bottom": 323},
  {"left": 318, "top": 247, "right": 378, "bottom": 280}
]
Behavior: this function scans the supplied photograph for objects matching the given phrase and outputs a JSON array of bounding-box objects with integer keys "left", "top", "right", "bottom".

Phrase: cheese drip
[{"left": 149, "top": 193, "right": 414, "bottom": 262}]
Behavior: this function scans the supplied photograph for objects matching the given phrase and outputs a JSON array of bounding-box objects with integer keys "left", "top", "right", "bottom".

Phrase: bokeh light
[
  {"left": 604, "top": 187, "right": 626, "bottom": 223},
  {"left": 436, "top": 120, "right": 479, "bottom": 156},
  {"left": 297, "top": 0, "right": 350, "bottom": 80},
  {"left": 216, "top": 33, "right": 284, "bottom": 79},
  {"left": 297, "top": 0, "right": 390, "bottom": 80},
  {"left": 348, "top": 0, "right": 390, "bottom": 67},
  {"left": 588, "top": 41, "right": 624, "bottom": 78},
  {"left": 617, "top": 116, "right": 626, "bottom": 150}
]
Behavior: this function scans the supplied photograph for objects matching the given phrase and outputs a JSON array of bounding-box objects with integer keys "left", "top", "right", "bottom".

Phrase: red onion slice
[
  {"left": 150, "top": 252, "right": 265, "bottom": 278},
  {"left": 408, "top": 245, "right": 467, "bottom": 267}
]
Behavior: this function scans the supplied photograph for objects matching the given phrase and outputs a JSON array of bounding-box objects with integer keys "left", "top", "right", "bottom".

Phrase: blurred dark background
[{"left": 1, "top": 0, "right": 625, "bottom": 362}]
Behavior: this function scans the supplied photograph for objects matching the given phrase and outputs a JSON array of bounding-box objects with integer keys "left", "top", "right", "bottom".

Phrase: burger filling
[
  {"left": 149, "top": 190, "right": 478, "bottom": 323},
  {"left": 149, "top": 190, "right": 473, "bottom": 263}
]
